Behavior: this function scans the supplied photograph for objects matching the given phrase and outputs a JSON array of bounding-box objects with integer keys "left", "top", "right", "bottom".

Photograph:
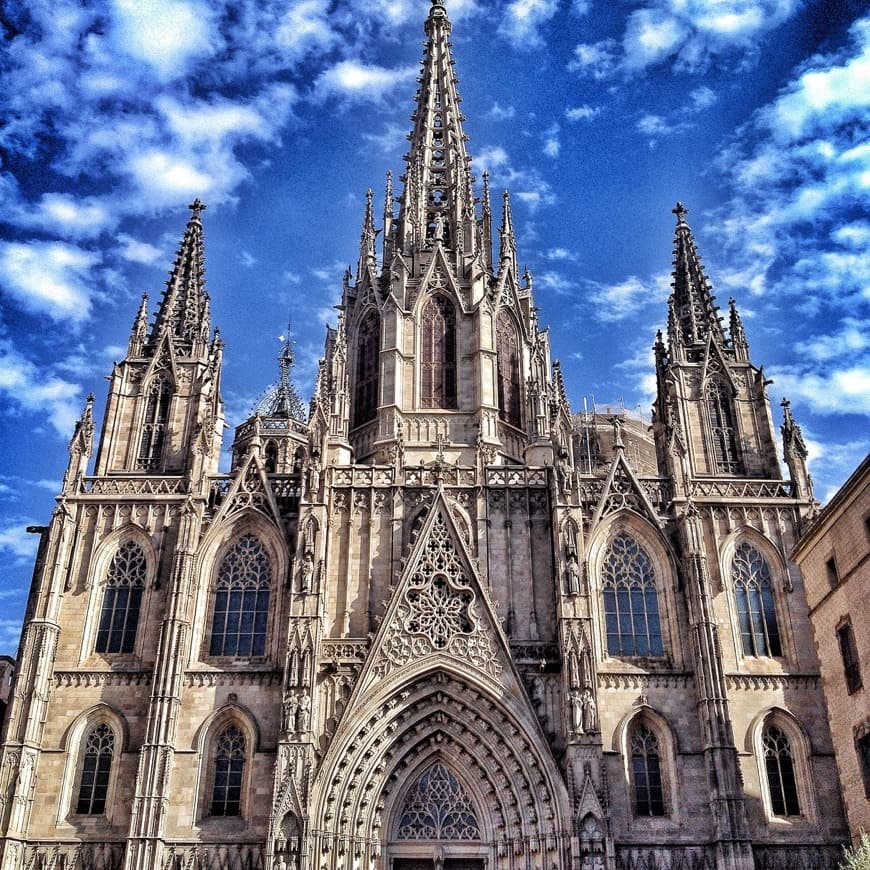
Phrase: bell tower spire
[{"left": 396, "top": 0, "right": 476, "bottom": 259}]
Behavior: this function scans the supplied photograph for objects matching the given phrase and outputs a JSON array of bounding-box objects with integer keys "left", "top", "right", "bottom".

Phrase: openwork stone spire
[
  {"left": 255, "top": 323, "right": 307, "bottom": 422},
  {"left": 149, "top": 198, "right": 210, "bottom": 354},
  {"left": 396, "top": 0, "right": 475, "bottom": 255},
  {"left": 668, "top": 202, "right": 726, "bottom": 349}
]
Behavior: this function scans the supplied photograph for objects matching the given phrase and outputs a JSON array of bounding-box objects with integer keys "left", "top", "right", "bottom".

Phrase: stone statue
[
  {"left": 300, "top": 552, "right": 314, "bottom": 594},
  {"left": 281, "top": 695, "right": 297, "bottom": 732},
  {"left": 308, "top": 455, "right": 321, "bottom": 498},
  {"left": 566, "top": 555, "right": 581, "bottom": 596},
  {"left": 432, "top": 211, "right": 445, "bottom": 241},
  {"left": 295, "top": 694, "right": 311, "bottom": 733},
  {"left": 273, "top": 855, "right": 287, "bottom": 870},
  {"left": 570, "top": 690, "right": 584, "bottom": 733},
  {"left": 581, "top": 687, "right": 597, "bottom": 733}
]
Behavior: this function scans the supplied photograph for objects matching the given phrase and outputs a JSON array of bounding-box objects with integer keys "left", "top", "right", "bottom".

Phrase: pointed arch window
[
  {"left": 602, "top": 533, "right": 663, "bottom": 657},
  {"left": 75, "top": 724, "right": 114, "bottom": 815},
  {"left": 95, "top": 540, "right": 146, "bottom": 654},
  {"left": 421, "top": 295, "right": 457, "bottom": 409},
  {"left": 496, "top": 310, "right": 521, "bottom": 427},
  {"left": 630, "top": 722, "right": 666, "bottom": 817},
  {"left": 211, "top": 724, "right": 246, "bottom": 817},
  {"left": 137, "top": 375, "right": 172, "bottom": 469},
  {"left": 705, "top": 379, "right": 742, "bottom": 474},
  {"left": 209, "top": 534, "right": 271, "bottom": 658},
  {"left": 763, "top": 725, "right": 800, "bottom": 816},
  {"left": 354, "top": 310, "right": 380, "bottom": 427},
  {"left": 396, "top": 763, "right": 481, "bottom": 840},
  {"left": 732, "top": 542, "right": 781, "bottom": 657}
]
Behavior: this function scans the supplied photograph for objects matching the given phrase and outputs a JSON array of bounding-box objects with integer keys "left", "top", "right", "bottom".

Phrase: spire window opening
[
  {"left": 602, "top": 533, "right": 663, "bottom": 658},
  {"left": 95, "top": 540, "right": 146, "bottom": 654},
  {"left": 421, "top": 295, "right": 457, "bottom": 409},
  {"left": 705, "top": 380, "right": 742, "bottom": 474},
  {"left": 354, "top": 311, "right": 380, "bottom": 427},
  {"left": 136, "top": 376, "right": 172, "bottom": 470},
  {"left": 496, "top": 311, "right": 521, "bottom": 427},
  {"left": 763, "top": 725, "right": 801, "bottom": 817},
  {"left": 75, "top": 724, "right": 114, "bottom": 815},
  {"left": 732, "top": 542, "right": 781, "bottom": 658}
]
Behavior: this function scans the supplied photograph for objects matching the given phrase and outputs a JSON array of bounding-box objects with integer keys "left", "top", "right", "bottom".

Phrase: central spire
[{"left": 396, "top": 0, "right": 476, "bottom": 258}]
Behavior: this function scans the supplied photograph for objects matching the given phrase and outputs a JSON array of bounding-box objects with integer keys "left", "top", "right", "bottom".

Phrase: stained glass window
[
  {"left": 76, "top": 724, "right": 114, "bottom": 815},
  {"left": 354, "top": 310, "right": 380, "bottom": 426},
  {"left": 763, "top": 725, "right": 800, "bottom": 816},
  {"left": 732, "top": 542, "right": 781, "bottom": 657},
  {"left": 630, "top": 723, "right": 666, "bottom": 817},
  {"left": 95, "top": 540, "right": 146, "bottom": 654},
  {"left": 211, "top": 725, "right": 245, "bottom": 817},
  {"left": 705, "top": 380, "right": 742, "bottom": 474},
  {"left": 496, "top": 311, "right": 521, "bottom": 427},
  {"left": 137, "top": 376, "right": 172, "bottom": 469},
  {"left": 421, "top": 295, "right": 457, "bottom": 409},
  {"left": 209, "top": 534, "right": 271, "bottom": 657},
  {"left": 602, "top": 533, "right": 663, "bottom": 657},
  {"left": 397, "top": 764, "right": 480, "bottom": 840}
]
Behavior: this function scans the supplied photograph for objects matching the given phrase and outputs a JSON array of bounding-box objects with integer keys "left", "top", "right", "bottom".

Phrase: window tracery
[
  {"left": 137, "top": 376, "right": 172, "bottom": 469},
  {"left": 209, "top": 534, "right": 271, "bottom": 658},
  {"left": 75, "top": 724, "right": 114, "bottom": 815},
  {"left": 396, "top": 763, "right": 481, "bottom": 840},
  {"left": 354, "top": 310, "right": 380, "bottom": 427},
  {"left": 602, "top": 533, "right": 663, "bottom": 657},
  {"left": 630, "top": 723, "right": 666, "bottom": 817},
  {"left": 705, "top": 379, "right": 742, "bottom": 474},
  {"left": 732, "top": 542, "right": 781, "bottom": 657},
  {"left": 763, "top": 725, "right": 800, "bottom": 817},
  {"left": 95, "top": 540, "right": 146, "bottom": 654},
  {"left": 496, "top": 311, "right": 521, "bottom": 427},
  {"left": 421, "top": 295, "right": 457, "bottom": 409},
  {"left": 211, "top": 724, "right": 246, "bottom": 817}
]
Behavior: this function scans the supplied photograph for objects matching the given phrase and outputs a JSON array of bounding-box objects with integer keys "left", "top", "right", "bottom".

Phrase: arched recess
[
  {"left": 585, "top": 511, "right": 683, "bottom": 668},
  {"left": 745, "top": 706, "right": 818, "bottom": 826},
  {"left": 136, "top": 372, "right": 174, "bottom": 470},
  {"left": 191, "top": 703, "right": 261, "bottom": 824},
  {"left": 702, "top": 376, "right": 743, "bottom": 475},
  {"left": 420, "top": 293, "right": 458, "bottom": 410},
  {"left": 353, "top": 307, "right": 381, "bottom": 429},
  {"left": 191, "top": 510, "right": 290, "bottom": 665},
  {"left": 79, "top": 525, "right": 157, "bottom": 665},
  {"left": 307, "top": 663, "right": 571, "bottom": 869},
  {"left": 612, "top": 706, "right": 681, "bottom": 823},
  {"left": 495, "top": 309, "right": 522, "bottom": 428},
  {"left": 719, "top": 527, "right": 793, "bottom": 664},
  {"left": 56, "top": 703, "right": 129, "bottom": 826}
]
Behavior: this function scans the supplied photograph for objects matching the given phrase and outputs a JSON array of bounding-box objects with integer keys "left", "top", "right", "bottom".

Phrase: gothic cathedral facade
[{"left": 0, "top": 2, "right": 849, "bottom": 869}]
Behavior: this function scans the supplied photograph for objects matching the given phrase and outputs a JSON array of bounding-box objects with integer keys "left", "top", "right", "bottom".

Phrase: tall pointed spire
[
  {"left": 382, "top": 170, "right": 395, "bottom": 266},
  {"left": 149, "top": 198, "right": 210, "bottom": 354},
  {"left": 480, "top": 170, "right": 493, "bottom": 271},
  {"left": 255, "top": 321, "right": 306, "bottom": 422},
  {"left": 728, "top": 296, "right": 749, "bottom": 360},
  {"left": 396, "top": 0, "right": 476, "bottom": 257},
  {"left": 668, "top": 202, "right": 726, "bottom": 350},
  {"left": 499, "top": 190, "right": 516, "bottom": 270},
  {"left": 357, "top": 189, "right": 377, "bottom": 280},
  {"left": 128, "top": 293, "right": 149, "bottom": 356}
]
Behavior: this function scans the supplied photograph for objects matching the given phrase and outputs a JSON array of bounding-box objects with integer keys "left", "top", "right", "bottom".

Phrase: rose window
[{"left": 406, "top": 574, "right": 473, "bottom": 648}]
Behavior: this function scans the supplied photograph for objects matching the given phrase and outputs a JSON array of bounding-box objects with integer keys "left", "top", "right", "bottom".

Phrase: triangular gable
[
  {"left": 413, "top": 244, "right": 466, "bottom": 312},
  {"left": 350, "top": 488, "right": 528, "bottom": 700},
  {"left": 700, "top": 331, "right": 737, "bottom": 393},
  {"left": 573, "top": 764, "right": 607, "bottom": 834},
  {"left": 210, "top": 446, "right": 284, "bottom": 529},
  {"left": 143, "top": 329, "right": 179, "bottom": 383},
  {"left": 590, "top": 451, "right": 662, "bottom": 530}
]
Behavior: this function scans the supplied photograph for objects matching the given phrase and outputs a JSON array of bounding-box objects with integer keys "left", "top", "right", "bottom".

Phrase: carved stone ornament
[{"left": 375, "top": 511, "right": 502, "bottom": 678}]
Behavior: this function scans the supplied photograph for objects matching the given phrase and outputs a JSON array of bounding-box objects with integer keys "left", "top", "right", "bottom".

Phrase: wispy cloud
[{"left": 499, "top": 0, "right": 560, "bottom": 49}]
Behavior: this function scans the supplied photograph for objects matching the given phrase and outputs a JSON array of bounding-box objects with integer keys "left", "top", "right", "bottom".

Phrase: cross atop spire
[{"left": 149, "top": 200, "right": 211, "bottom": 355}]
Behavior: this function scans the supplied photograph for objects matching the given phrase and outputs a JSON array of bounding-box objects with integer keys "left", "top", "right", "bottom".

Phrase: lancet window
[
  {"left": 396, "top": 764, "right": 481, "bottom": 840},
  {"left": 209, "top": 534, "right": 271, "bottom": 658},
  {"left": 75, "top": 724, "right": 114, "bottom": 815},
  {"left": 763, "top": 725, "right": 800, "bottom": 816},
  {"left": 496, "top": 311, "right": 521, "bottom": 427},
  {"left": 630, "top": 723, "right": 666, "bottom": 817},
  {"left": 95, "top": 540, "right": 146, "bottom": 654},
  {"left": 137, "top": 375, "right": 172, "bottom": 469},
  {"left": 354, "top": 309, "right": 380, "bottom": 427},
  {"left": 602, "top": 533, "right": 663, "bottom": 657},
  {"left": 732, "top": 542, "right": 781, "bottom": 657},
  {"left": 705, "top": 379, "right": 742, "bottom": 474},
  {"left": 421, "top": 295, "right": 457, "bottom": 409},
  {"left": 211, "top": 724, "right": 246, "bottom": 817}
]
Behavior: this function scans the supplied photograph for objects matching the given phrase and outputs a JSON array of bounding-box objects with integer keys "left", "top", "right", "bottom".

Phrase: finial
[
  {"left": 189, "top": 198, "right": 206, "bottom": 218},
  {"left": 672, "top": 202, "right": 688, "bottom": 225}
]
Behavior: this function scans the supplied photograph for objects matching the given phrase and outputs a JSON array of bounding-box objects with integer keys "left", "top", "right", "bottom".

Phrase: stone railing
[
  {"left": 688, "top": 479, "right": 791, "bottom": 500},
  {"left": 403, "top": 465, "right": 476, "bottom": 487},
  {"left": 320, "top": 639, "right": 369, "bottom": 665},
  {"left": 330, "top": 466, "right": 395, "bottom": 488},
  {"left": 486, "top": 466, "right": 548, "bottom": 488},
  {"left": 234, "top": 416, "right": 308, "bottom": 440},
  {"left": 81, "top": 477, "right": 189, "bottom": 496}
]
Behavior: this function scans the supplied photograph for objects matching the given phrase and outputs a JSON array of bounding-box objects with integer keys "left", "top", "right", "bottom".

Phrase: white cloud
[
  {"left": 488, "top": 102, "right": 517, "bottom": 120},
  {"left": 568, "top": 40, "right": 619, "bottom": 79},
  {"left": 474, "top": 146, "right": 511, "bottom": 171},
  {"left": 0, "top": 518, "right": 41, "bottom": 562},
  {"left": 585, "top": 272, "right": 670, "bottom": 321},
  {"left": 690, "top": 85, "right": 717, "bottom": 111},
  {"left": 499, "top": 0, "right": 560, "bottom": 49},
  {"left": 276, "top": 0, "right": 340, "bottom": 61},
  {"left": 361, "top": 123, "right": 408, "bottom": 155},
  {"left": 317, "top": 61, "right": 416, "bottom": 101},
  {"left": 769, "top": 364, "right": 870, "bottom": 416},
  {"left": 0, "top": 241, "right": 99, "bottom": 321},
  {"left": 623, "top": 8, "right": 689, "bottom": 71},
  {"left": 565, "top": 105, "right": 600, "bottom": 122},
  {"left": 17, "top": 193, "right": 116, "bottom": 240},
  {"left": 117, "top": 234, "right": 163, "bottom": 265},
  {"left": 543, "top": 124, "right": 561, "bottom": 158},
  {"left": 544, "top": 247, "right": 575, "bottom": 260},
  {"left": 794, "top": 320, "right": 869, "bottom": 363},
  {"left": 110, "top": 0, "right": 217, "bottom": 81}
]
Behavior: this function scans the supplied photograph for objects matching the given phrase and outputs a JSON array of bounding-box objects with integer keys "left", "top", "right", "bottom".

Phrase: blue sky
[{"left": 0, "top": 0, "right": 867, "bottom": 654}]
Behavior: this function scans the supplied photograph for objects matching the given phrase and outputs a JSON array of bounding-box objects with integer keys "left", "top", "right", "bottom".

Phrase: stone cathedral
[{"left": 0, "top": 2, "right": 850, "bottom": 870}]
